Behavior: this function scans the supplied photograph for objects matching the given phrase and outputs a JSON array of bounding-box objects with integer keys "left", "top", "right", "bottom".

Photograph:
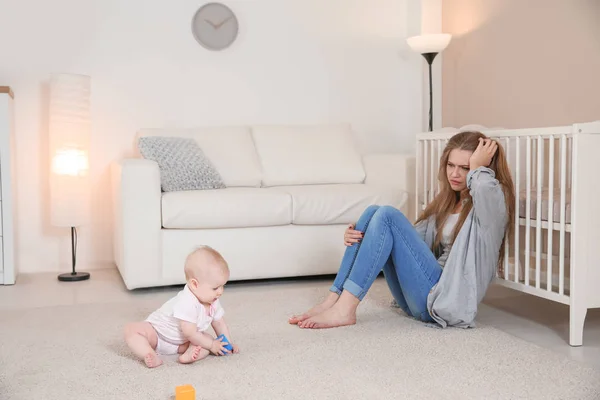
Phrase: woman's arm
[
  {"left": 467, "top": 138, "right": 507, "bottom": 230},
  {"left": 467, "top": 166, "right": 507, "bottom": 229}
]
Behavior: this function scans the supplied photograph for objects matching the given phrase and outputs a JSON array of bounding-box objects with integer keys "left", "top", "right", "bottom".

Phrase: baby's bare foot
[
  {"left": 144, "top": 352, "right": 163, "bottom": 368},
  {"left": 289, "top": 293, "right": 339, "bottom": 324},
  {"left": 178, "top": 345, "right": 208, "bottom": 364}
]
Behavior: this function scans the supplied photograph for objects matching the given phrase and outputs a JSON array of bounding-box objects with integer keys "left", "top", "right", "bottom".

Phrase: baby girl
[{"left": 124, "top": 246, "right": 239, "bottom": 368}]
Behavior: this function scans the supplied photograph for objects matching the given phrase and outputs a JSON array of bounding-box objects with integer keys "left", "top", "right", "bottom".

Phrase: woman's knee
[
  {"left": 355, "top": 205, "right": 381, "bottom": 230},
  {"left": 363, "top": 204, "right": 380, "bottom": 216},
  {"left": 374, "top": 205, "right": 408, "bottom": 224}
]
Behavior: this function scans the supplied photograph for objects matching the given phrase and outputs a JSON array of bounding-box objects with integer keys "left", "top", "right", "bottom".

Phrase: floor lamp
[
  {"left": 49, "top": 73, "right": 92, "bottom": 282},
  {"left": 407, "top": 34, "right": 452, "bottom": 131}
]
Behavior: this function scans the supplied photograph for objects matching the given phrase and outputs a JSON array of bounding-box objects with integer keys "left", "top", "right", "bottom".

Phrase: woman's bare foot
[
  {"left": 178, "top": 345, "right": 209, "bottom": 364},
  {"left": 298, "top": 304, "right": 357, "bottom": 329},
  {"left": 298, "top": 291, "right": 359, "bottom": 329},
  {"left": 144, "top": 352, "right": 163, "bottom": 368},
  {"left": 288, "top": 292, "right": 340, "bottom": 324}
]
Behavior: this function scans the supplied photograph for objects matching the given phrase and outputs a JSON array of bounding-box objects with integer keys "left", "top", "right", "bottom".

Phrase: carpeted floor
[{"left": 1, "top": 281, "right": 599, "bottom": 400}]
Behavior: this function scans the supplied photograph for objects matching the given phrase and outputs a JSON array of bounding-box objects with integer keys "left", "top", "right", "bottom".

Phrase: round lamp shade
[{"left": 406, "top": 33, "right": 452, "bottom": 54}]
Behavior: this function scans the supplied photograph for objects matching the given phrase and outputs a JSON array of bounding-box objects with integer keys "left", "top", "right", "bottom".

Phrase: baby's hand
[{"left": 210, "top": 337, "right": 231, "bottom": 356}]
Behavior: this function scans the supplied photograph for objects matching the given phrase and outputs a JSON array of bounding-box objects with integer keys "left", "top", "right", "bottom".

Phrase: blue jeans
[{"left": 330, "top": 205, "right": 443, "bottom": 322}]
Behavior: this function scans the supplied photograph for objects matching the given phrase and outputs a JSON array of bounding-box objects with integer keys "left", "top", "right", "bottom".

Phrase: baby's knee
[
  {"left": 123, "top": 322, "right": 137, "bottom": 338},
  {"left": 123, "top": 321, "right": 150, "bottom": 338}
]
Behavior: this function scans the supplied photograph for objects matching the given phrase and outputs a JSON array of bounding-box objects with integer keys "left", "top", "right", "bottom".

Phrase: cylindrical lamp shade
[{"left": 49, "top": 73, "right": 91, "bottom": 227}]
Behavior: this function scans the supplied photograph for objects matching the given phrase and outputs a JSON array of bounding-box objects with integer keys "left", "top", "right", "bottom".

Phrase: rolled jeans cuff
[
  {"left": 329, "top": 285, "right": 342, "bottom": 295},
  {"left": 342, "top": 279, "right": 366, "bottom": 301}
]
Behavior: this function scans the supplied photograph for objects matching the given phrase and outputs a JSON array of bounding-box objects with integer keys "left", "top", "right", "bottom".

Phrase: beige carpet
[{"left": 1, "top": 281, "right": 599, "bottom": 400}]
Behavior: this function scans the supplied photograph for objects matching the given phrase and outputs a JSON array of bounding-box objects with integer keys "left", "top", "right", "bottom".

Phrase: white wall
[{"left": 0, "top": 0, "right": 430, "bottom": 274}]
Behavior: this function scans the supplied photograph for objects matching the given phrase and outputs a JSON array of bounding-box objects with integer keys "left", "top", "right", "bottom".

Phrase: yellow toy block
[{"left": 175, "top": 384, "right": 195, "bottom": 400}]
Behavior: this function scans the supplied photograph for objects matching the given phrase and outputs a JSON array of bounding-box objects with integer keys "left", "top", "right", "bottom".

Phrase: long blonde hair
[{"left": 415, "top": 131, "right": 515, "bottom": 274}]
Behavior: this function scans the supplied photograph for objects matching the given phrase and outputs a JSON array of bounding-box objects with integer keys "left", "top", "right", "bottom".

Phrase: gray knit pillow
[{"left": 137, "top": 136, "right": 226, "bottom": 192}]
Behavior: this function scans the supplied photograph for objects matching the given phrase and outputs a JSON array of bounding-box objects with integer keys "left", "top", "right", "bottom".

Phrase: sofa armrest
[
  {"left": 111, "top": 158, "right": 162, "bottom": 289},
  {"left": 363, "top": 153, "right": 416, "bottom": 222}
]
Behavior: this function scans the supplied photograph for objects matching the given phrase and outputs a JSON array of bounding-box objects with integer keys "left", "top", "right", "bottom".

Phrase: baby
[{"left": 124, "top": 246, "right": 239, "bottom": 368}]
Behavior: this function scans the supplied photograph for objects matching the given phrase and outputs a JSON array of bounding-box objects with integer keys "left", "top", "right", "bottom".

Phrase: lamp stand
[
  {"left": 57, "top": 226, "right": 90, "bottom": 282},
  {"left": 421, "top": 52, "right": 438, "bottom": 132}
]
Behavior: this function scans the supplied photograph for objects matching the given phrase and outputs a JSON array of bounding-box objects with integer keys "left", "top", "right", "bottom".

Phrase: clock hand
[
  {"left": 215, "top": 15, "right": 233, "bottom": 29},
  {"left": 204, "top": 18, "right": 217, "bottom": 28}
]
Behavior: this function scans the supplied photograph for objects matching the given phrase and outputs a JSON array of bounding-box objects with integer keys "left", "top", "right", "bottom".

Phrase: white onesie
[{"left": 145, "top": 284, "right": 225, "bottom": 355}]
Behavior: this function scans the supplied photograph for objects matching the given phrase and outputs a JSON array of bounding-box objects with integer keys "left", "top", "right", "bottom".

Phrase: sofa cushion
[
  {"left": 275, "top": 184, "right": 408, "bottom": 225},
  {"left": 137, "top": 136, "right": 226, "bottom": 192},
  {"left": 161, "top": 188, "right": 292, "bottom": 229},
  {"left": 251, "top": 124, "right": 366, "bottom": 187},
  {"left": 137, "top": 127, "right": 262, "bottom": 187}
]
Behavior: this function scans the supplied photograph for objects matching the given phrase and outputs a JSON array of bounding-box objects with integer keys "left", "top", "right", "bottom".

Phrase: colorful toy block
[
  {"left": 217, "top": 334, "right": 233, "bottom": 352},
  {"left": 175, "top": 384, "right": 195, "bottom": 400}
]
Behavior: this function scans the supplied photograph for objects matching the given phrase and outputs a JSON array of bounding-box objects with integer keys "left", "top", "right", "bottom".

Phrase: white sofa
[{"left": 111, "top": 123, "right": 414, "bottom": 290}]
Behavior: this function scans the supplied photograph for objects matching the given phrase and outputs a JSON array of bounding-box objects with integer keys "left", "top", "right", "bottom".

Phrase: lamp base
[{"left": 58, "top": 272, "right": 90, "bottom": 282}]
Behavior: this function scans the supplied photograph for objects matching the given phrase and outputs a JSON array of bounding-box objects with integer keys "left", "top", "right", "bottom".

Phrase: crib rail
[{"left": 415, "top": 124, "right": 582, "bottom": 302}]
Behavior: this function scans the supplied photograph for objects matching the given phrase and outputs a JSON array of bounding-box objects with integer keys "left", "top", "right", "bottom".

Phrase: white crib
[{"left": 415, "top": 121, "right": 600, "bottom": 346}]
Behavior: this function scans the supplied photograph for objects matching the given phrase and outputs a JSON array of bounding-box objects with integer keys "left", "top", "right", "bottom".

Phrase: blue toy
[{"left": 217, "top": 334, "right": 233, "bottom": 353}]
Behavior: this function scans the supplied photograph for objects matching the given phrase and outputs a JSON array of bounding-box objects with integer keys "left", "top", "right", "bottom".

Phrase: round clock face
[{"left": 191, "top": 2, "right": 239, "bottom": 51}]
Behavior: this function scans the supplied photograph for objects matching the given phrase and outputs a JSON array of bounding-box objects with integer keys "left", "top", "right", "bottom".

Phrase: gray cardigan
[{"left": 416, "top": 166, "right": 508, "bottom": 328}]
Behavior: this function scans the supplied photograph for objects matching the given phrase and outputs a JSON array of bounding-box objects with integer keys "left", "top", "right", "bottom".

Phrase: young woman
[{"left": 289, "top": 131, "right": 515, "bottom": 329}]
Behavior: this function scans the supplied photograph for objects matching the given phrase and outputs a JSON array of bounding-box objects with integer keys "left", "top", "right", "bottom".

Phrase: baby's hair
[{"left": 184, "top": 245, "right": 229, "bottom": 281}]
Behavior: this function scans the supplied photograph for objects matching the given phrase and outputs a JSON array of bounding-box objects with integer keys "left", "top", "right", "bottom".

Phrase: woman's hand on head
[
  {"left": 344, "top": 223, "right": 363, "bottom": 246},
  {"left": 470, "top": 138, "right": 498, "bottom": 170}
]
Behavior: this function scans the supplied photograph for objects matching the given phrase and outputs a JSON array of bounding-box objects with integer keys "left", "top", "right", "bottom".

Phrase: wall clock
[{"left": 191, "top": 2, "right": 239, "bottom": 51}]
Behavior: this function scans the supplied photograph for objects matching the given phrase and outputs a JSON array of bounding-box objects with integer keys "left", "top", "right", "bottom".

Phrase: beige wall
[{"left": 442, "top": 0, "right": 600, "bottom": 129}]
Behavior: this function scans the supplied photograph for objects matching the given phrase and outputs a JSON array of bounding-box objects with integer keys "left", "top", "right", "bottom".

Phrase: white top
[
  {"left": 438, "top": 213, "right": 460, "bottom": 267},
  {"left": 442, "top": 213, "right": 460, "bottom": 246},
  {"left": 146, "top": 284, "right": 225, "bottom": 344}
]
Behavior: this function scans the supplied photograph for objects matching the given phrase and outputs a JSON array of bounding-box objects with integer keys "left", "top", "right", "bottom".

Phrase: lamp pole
[
  {"left": 422, "top": 52, "right": 438, "bottom": 132},
  {"left": 406, "top": 34, "right": 452, "bottom": 133}
]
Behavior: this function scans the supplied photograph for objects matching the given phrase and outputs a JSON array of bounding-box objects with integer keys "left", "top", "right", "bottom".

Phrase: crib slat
[
  {"left": 504, "top": 137, "right": 510, "bottom": 280},
  {"left": 559, "top": 135, "right": 567, "bottom": 295},
  {"left": 536, "top": 136, "right": 543, "bottom": 289},
  {"left": 547, "top": 136, "right": 554, "bottom": 291},
  {"left": 437, "top": 140, "right": 443, "bottom": 192},
  {"left": 423, "top": 141, "right": 428, "bottom": 209},
  {"left": 525, "top": 136, "right": 531, "bottom": 286},
  {"left": 514, "top": 137, "right": 521, "bottom": 283},
  {"left": 567, "top": 136, "right": 572, "bottom": 189},
  {"left": 429, "top": 140, "right": 435, "bottom": 203},
  {"left": 416, "top": 140, "right": 421, "bottom": 220}
]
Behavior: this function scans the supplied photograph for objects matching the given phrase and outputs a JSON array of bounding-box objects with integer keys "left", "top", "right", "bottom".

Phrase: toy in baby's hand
[{"left": 217, "top": 334, "right": 234, "bottom": 353}]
